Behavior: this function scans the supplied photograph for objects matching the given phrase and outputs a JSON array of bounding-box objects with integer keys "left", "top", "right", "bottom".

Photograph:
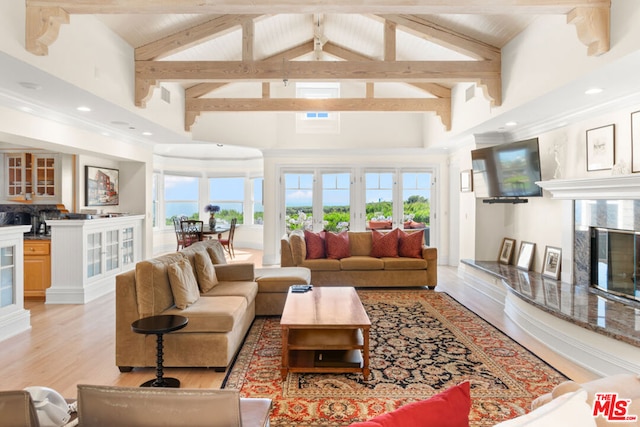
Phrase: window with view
[
  {"left": 284, "top": 173, "right": 313, "bottom": 232},
  {"left": 402, "top": 172, "right": 431, "bottom": 243},
  {"left": 152, "top": 173, "right": 159, "bottom": 228},
  {"left": 209, "top": 177, "right": 244, "bottom": 225},
  {"left": 365, "top": 172, "right": 394, "bottom": 230},
  {"left": 164, "top": 175, "right": 199, "bottom": 226},
  {"left": 296, "top": 82, "right": 340, "bottom": 134}
]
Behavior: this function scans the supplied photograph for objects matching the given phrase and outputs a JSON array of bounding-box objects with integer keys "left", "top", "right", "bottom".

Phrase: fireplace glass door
[{"left": 591, "top": 227, "right": 639, "bottom": 301}]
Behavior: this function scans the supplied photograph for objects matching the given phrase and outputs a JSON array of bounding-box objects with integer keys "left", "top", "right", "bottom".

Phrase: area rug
[{"left": 223, "top": 289, "right": 568, "bottom": 426}]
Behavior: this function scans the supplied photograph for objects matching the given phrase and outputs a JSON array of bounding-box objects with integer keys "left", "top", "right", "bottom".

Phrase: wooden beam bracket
[
  {"left": 135, "top": 78, "right": 158, "bottom": 108},
  {"left": 567, "top": 6, "right": 610, "bottom": 56},
  {"left": 25, "top": 6, "right": 70, "bottom": 56}
]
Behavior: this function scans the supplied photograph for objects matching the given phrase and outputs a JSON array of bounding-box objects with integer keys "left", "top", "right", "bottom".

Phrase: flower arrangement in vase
[{"left": 204, "top": 204, "right": 220, "bottom": 229}]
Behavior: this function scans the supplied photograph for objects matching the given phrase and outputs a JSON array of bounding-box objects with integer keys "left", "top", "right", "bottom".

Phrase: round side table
[{"left": 131, "top": 314, "right": 188, "bottom": 387}]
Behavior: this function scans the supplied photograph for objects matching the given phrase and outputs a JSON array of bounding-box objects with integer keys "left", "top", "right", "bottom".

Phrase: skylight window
[{"left": 296, "top": 82, "right": 340, "bottom": 134}]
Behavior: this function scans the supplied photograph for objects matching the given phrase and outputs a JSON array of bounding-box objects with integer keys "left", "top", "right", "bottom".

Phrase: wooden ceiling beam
[
  {"left": 185, "top": 97, "right": 451, "bottom": 131},
  {"left": 135, "top": 15, "right": 260, "bottom": 61},
  {"left": 136, "top": 59, "right": 499, "bottom": 82},
  {"left": 380, "top": 14, "right": 500, "bottom": 60},
  {"left": 26, "top": 0, "right": 611, "bottom": 15},
  {"left": 184, "top": 40, "right": 315, "bottom": 100},
  {"left": 323, "top": 41, "right": 451, "bottom": 99}
]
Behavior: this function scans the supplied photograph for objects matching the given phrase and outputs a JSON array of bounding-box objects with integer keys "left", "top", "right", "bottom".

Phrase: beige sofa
[
  {"left": 281, "top": 230, "right": 437, "bottom": 288},
  {"left": 115, "top": 239, "right": 309, "bottom": 371}
]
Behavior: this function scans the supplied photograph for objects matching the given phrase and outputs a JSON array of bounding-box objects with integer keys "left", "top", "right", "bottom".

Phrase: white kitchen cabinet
[
  {"left": 3, "top": 153, "right": 59, "bottom": 202},
  {"left": 0, "top": 225, "right": 31, "bottom": 342},
  {"left": 46, "top": 215, "right": 144, "bottom": 304}
]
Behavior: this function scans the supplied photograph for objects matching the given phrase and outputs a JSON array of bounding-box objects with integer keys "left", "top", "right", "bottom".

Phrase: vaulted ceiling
[{"left": 25, "top": 0, "right": 611, "bottom": 138}]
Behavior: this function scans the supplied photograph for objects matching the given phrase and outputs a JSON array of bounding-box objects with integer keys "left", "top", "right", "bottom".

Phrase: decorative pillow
[
  {"left": 398, "top": 229, "right": 424, "bottom": 258},
  {"left": 494, "top": 389, "right": 596, "bottom": 427},
  {"left": 370, "top": 229, "right": 399, "bottom": 258},
  {"left": 325, "top": 231, "right": 351, "bottom": 260},
  {"left": 167, "top": 259, "right": 200, "bottom": 309},
  {"left": 206, "top": 244, "right": 227, "bottom": 265},
  {"left": 304, "top": 230, "right": 326, "bottom": 259},
  {"left": 194, "top": 251, "right": 219, "bottom": 293},
  {"left": 349, "top": 381, "right": 471, "bottom": 427}
]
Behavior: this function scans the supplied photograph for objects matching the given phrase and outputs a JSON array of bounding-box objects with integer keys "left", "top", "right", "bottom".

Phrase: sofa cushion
[
  {"left": 349, "top": 232, "right": 373, "bottom": 256},
  {"left": 383, "top": 257, "right": 428, "bottom": 270},
  {"left": 194, "top": 250, "right": 219, "bottom": 292},
  {"left": 167, "top": 258, "right": 201, "bottom": 309},
  {"left": 135, "top": 252, "right": 186, "bottom": 318},
  {"left": 207, "top": 244, "right": 228, "bottom": 265},
  {"left": 371, "top": 229, "right": 399, "bottom": 258},
  {"left": 304, "top": 230, "right": 326, "bottom": 259},
  {"left": 398, "top": 229, "right": 424, "bottom": 258},
  {"left": 301, "top": 258, "right": 342, "bottom": 271},
  {"left": 288, "top": 231, "right": 307, "bottom": 265},
  {"left": 326, "top": 231, "right": 350, "bottom": 259},
  {"left": 349, "top": 381, "right": 471, "bottom": 427},
  {"left": 164, "top": 296, "right": 248, "bottom": 333},
  {"left": 202, "top": 281, "right": 258, "bottom": 304},
  {"left": 255, "top": 267, "right": 311, "bottom": 293},
  {"left": 340, "top": 256, "right": 385, "bottom": 271}
]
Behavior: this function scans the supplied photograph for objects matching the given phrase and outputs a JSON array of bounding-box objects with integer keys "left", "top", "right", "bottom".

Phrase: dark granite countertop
[
  {"left": 461, "top": 259, "right": 640, "bottom": 349},
  {"left": 23, "top": 234, "right": 51, "bottom": 240}
]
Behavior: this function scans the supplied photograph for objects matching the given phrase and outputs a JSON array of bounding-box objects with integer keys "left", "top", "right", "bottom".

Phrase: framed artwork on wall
[
  {"left": 516, "top": 241, "right": 536, "bottom": 271},
  {"left": 498, "top": 238, "right": 515, "bottom": 265},
  {"left": 632, "top": 111, "right": 640, "bottom": 173},
  {"left": 85, "top": 166, "right": 119, "bottom": 206},
  {"left": 460, "top": 169, "right": 473, "bottom": 192},
  {"left": 586, "top": 124, "right": 615, "bottom": 171},
  {"left": 542, "top": 246, "right": 562, "bottom": 280}
]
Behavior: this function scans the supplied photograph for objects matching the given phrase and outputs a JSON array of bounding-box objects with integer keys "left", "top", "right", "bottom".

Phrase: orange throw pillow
[
  {"left": 325, "top": 231, "right": 350, "bottom": 259},
  {"left": 398, "top": 229, "right": 424, "bottom": 258},
  {"left": 304, "top": 230, "right": 326, "bottom": 259},
  {"left": 370, "top": 228, "right": 399, "bottom": 258}
]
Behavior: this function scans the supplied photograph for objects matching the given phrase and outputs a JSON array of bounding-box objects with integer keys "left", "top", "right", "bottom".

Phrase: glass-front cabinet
[
  {"left": 0, "top": 246, "right": 15, "bottom": 308},
  {"left": 4, "top": 153, "right": 57, "bottom": 201},
  {"left": 86, "top": 226, "right": 136, "bottom": 282}
]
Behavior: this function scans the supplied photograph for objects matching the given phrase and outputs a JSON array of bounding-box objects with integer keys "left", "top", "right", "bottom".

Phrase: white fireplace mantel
[{"left": 536, "top": 175, "right": 640, "bottom": 200}]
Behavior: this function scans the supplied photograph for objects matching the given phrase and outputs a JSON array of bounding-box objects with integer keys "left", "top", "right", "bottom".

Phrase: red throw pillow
[
  {"left": 398, "top": 229, "right": 424, "bottom": 258},
  {"left": 325, "top": 231, "right": 350, "bottom": 259},
  {"left": 304, "top": 230, "right": 326, "bottom": 259},
  {"left": 370, "top": 229, "right": 399, "bottom": 258},
  {"left": 348, "top": 381, "right": 471, "bottom": 427}
]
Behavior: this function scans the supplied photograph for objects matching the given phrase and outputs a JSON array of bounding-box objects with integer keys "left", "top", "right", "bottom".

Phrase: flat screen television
[{"left": 471, "top": 138, "right": 543, "bottom": 199}]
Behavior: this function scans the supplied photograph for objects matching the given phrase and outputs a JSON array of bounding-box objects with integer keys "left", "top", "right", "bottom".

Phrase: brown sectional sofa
[
  {"left": 280, "top": 229, "right": 437, "bottom": 288},
  {"left": 115, "top": 239, "right": 310, "bottom": 371}
]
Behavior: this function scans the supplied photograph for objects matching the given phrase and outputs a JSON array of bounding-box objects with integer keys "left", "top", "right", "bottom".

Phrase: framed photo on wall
[
  {"left": 586, "top": 124, "right": 615, "bottom": 171},
  {"left": 460, "top": 169, "right": 473, "bottom": 192},
  {"left": 516, "top": 241, "right": 536, "bottom": 271},
  {"left": 632, "top": 111, "right": 640, "bottom": 173},
  {"left": 85, "top": 166, "right": 119, "bottom": 206},
  {"left": 542, "top": 246, "right": 562, "bottom": 280},
  {"left": 498, "top": 238, "right": 515, "bottom": 265}
]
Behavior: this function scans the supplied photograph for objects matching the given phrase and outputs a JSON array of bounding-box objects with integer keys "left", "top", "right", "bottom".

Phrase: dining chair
[
  {"left": 181, "top": 220, "right": 204, "bottom": 248},
  {"left": 219, "top": 218, "right": 237, "bottom": 259},
  {"left": 173, "top": 216, "right": 188, "bottom": 251}
]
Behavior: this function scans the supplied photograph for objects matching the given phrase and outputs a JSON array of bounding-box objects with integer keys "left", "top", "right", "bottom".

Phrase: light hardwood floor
[{"left": 0, "top": 248, "right": 597, "bottom": 399}]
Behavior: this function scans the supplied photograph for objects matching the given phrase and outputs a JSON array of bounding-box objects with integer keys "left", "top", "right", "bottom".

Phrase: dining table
[{"left": 202, "top": 225, "right": 230, "bottom": 239}]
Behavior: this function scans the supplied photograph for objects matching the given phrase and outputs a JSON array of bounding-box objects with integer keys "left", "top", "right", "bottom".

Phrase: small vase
[{"left": 209, "top": 214, "right": 216, "bottom": 230}]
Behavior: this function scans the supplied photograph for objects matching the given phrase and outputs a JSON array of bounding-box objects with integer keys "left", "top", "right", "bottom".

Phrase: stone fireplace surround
[{"left": 460, "top": 175, "right": 640, "bottom": 377}]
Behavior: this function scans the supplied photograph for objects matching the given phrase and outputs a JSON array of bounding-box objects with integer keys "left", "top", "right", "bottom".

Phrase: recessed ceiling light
[
  {"left": 20, "top": 106, "right": 34, "bottom": 113},
  {"left": 18, "top": 82, "right": 42, "bottom": 90},
  {"left": 505, "top": 121, "right": 518, "bottom": 127},
  {"left": 142, "top": 131, "right": 153, "bottom": 136},
  {"left": 77, "top": 106, "right": 91, "bottom": 112},
  {"left": 585, "top": 87, "right": 603, "bottom": 95}
]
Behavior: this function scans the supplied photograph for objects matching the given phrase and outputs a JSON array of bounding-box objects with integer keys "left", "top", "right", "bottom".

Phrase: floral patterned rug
[{"left": 223, "top": 289, "right": 567, "bottom": 426}]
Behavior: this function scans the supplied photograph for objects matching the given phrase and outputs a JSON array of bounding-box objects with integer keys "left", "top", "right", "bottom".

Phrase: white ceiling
[{"left": 2, "top": 7, "right": 639, "bottom": 160}]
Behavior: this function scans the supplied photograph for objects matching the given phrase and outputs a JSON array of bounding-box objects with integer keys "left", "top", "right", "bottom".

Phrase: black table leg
[{"left": 140, "top": 333, "right": 180, "bottom": 388}]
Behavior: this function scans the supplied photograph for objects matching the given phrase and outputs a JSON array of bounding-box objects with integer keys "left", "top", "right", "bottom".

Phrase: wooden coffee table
[{"left": 280, "top": 286, "right": 370, "bottom": 380}]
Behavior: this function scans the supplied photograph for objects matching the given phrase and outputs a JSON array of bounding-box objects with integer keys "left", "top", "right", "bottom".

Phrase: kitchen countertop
[{"left": 23, "top": 234, "right": 51, "bottom": 240}]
